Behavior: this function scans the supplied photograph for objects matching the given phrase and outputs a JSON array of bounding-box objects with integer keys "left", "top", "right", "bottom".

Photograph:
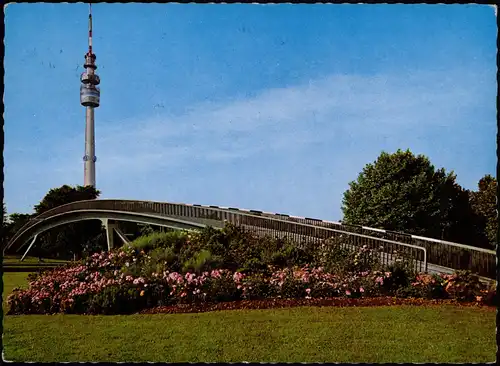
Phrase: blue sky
[{"left": 4, "top": 3, "right": 497, "bottom": 221}]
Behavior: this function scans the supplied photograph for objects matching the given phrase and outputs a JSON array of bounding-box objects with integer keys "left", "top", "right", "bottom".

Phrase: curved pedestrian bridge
[{"left": 4, "top": 199, "right": 496, "bottom": 280}]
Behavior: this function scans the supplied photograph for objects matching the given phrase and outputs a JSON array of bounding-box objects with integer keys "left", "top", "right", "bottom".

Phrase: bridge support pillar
[
  {"left": 20, "top": 234, "right": 38, "bottom": 262},
  {"left": 102, "top": 219, "right": 118, "bottom": 251}
]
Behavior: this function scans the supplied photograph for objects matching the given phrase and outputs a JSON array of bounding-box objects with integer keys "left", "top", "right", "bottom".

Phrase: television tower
[{"left": 80, "top": 3, "right": 100, "bottom": 187}]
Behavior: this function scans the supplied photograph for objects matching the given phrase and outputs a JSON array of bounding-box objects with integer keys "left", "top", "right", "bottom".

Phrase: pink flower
[
  {"left": 211, "top": 270, "right": 221, "bottom": 279},
  {"left": 345, "top": 290, "right": 351, "bottom": 296},
  {"left": 359, "top": 287, "right": 364, "bottom": 293},
  {"left": 305, "top": 288, "right": 311, "bottom": 294},
  {"left": 233, "top": 272, "right": 244, "bottom": 282}
]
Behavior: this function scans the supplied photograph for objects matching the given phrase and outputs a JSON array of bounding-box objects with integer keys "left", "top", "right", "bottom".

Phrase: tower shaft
[
  {"left": 80, "top": 3, "right": 100, "bottom": 188},
  {"left": 84, "top": 107, "right": 96, "bottom": 187}
]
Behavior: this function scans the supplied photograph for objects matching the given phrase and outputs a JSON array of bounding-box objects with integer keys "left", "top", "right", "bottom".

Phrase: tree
[
  {"left": 470, "top": 175, "right": 497, "bottom": 249},
  {"left": 34, "top": 185, "right": 100, "bottom": 215},
  {"left": 341, "top": 149, "right": 482, "bottom": 245},
  {"left": 34, "top": 185, "right": 106, "bottom": 259},
  {"left": 2, "top": 212, "right": 33, "bottom": 254}
]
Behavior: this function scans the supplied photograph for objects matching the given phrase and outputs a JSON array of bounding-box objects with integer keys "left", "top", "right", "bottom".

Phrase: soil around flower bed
[{"left": 138, "top": 297, "right": 495, "bottom": 315}]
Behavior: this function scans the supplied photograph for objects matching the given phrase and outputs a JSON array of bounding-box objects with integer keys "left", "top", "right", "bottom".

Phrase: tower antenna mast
[{"left": 80, "top": 2, "right": 100, "bottom": 187}]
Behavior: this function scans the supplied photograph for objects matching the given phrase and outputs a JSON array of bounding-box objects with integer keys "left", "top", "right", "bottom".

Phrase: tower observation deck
[{"left": 80, "top": 4, "right": 100, "bottom": 187}]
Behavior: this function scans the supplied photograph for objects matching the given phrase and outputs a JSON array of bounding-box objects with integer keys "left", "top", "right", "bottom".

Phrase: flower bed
[{"left": 7, "top": 248, "right": 496, "bottom": 315}]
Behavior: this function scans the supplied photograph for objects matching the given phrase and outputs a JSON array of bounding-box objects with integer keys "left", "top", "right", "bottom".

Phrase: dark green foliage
[
  {"left": 395, "top": 274, "right": 446, "bottom": 299},
  {"left": 341, "top": 149, "right": 482, "bottom": 246},
  {"left": 139, "top": 224, "right": 155, "bottom": 237},
  {"left": 263, "top": 237, "right": 314, "bottom": 268},
  {"left": 310, "top": 237, "right": 383, "bottom": 275},
  {"left": 241, "top": 273, "right": 272, "bottom": 300},
  {"left": 149, "top": 247, "right": 177, "bottom": 269},
  {"left": 126, "top": 223, "right": 394, "bottom": 278},
  {"left": 444, "top": 270, "right": 485, "bottom": 302},
  {"left": 204, "top": 276, "right": 241, "bottom": 303},
  {"left": 182, "top": 249, "right": 224, "bottom": 274},
  {"left": 121, "top": 260, "right": 144, "bottom": 278},
  {"left": 470, "top": 175, "right": 497, "bottom": 249},
  {"left": 3, "top": 212, "right": 32, "bottom": 253},
  {"left": 128, "top": 231, "right": 190, "bottom": 253},
  {"left": 33, "top": 185, "right": 100, "bottom": 215},
  {"left": 27, "top": 185, "right": 104, "bottom": 259},
  {"left": 279, "top": 275, "right": 307, "bottom": 299},
  {"left": 87, "top": 285, "right": 148, "bottom": 314},
  {"left": 383, "top": 262, "right": 414, "bottom": 293}
]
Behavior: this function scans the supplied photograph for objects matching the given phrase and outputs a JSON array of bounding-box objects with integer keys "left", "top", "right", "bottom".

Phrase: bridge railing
[
  {"left": 119, "top": 200, "right": 496, "bottom": 278},
  {"left": 303, "top": 221, "right": 495, "bottom": 279},
  {"left": 228, "top": 210, "right": 496, "bottom": 279},
  {"left": 6, "top": 199, "right": 427, "bottom": 273},
  {"left": 7, "top": 199, "right": 495, "bottom": 278}
]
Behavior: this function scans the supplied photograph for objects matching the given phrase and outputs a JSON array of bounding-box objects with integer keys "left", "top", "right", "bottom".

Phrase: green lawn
[
  {"left": 2, "top": 272, "right": 31, "bottom": 309},
  {"left": 3, "top": 255, "right": 69, "bottom": 265},
  {"left": 2, "top": 273, "right": 496, "bottom": 363}
]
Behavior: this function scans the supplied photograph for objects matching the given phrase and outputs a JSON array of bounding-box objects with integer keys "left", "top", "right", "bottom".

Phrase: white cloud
[
  {"left": 27, "top": 70, "right": 491, "bottom": 176},
  {"left": 83, "top": 70, "right": 482, "bottom": 174}
]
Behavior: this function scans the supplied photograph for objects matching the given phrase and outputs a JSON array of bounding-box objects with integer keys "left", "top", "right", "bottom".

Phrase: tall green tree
[
  {"left": 341, "top": 149, "right": 483, "bottom": 245},
  {"left": 470, "top": 175, "right": 497, "bottom": 249},
  {"left": 3, "top": 212, "right": 33, "bottom": 253},
  {"left": 34, "top": 185, "right": 100, "bottom": 214},
  {"left": 34, "top": 185, "right": 106, "bottom": 259}
]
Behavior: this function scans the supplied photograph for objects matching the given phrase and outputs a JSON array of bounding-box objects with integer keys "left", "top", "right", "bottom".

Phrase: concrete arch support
[
  {"left": 101, "top": 218, "right": 118, "bottom": 251},
  {"left": 20, "top": 234, "right": 38, "bottom": 262}
]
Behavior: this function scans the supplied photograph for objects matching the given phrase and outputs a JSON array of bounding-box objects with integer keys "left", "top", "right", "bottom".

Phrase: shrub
[
  {"left": 382, "top": 255, "right": 416, "bottom": 294},
  {"left": 182, "top": 249, "right": 224, "bottom": 274},
  {"left": 240, "top": 273, "right": 271, "bottom": 300},
  {"left": 147, "top": 247, "right": 178, "bottom": 273},
  {"left": 127, "top": 231, "right": 190, "bottom": 252},
  {"left": 482, "top": 282, "right": 497, "bottom": 306},
  {"left": 238, "top": 257, "right": 268, "bottom": 274},
  {"left": 442, "top": 270, "right": 486, "bottom": 302},
  {"left": 8, "top": 226, "right": 497, "bottom": 316},
  {"left": 139, "top": 224, "right": 154, "bottom": 236},
  {"left": 203, "top": 273, "right": 240, "bottom": 303},
  {"left": 311, "top": 238, "right": 351, "bottom": 271},
  {"left": 87, "top": 285, "right": 148, "bottom": 314},
  {"left": 394, "top": 274, "right": 445, "bottom": 299},
  {"left": 266, "top": 240, "right": 314, "bottom": 268},
  {"left": 344, "top": 245, "right": 383, "bottom": 274},
  {"left": 121, "top": 260, "right": 144, "bottom": 278},
  {"left": 309, "top": 236, "right": 384, "bottom": 275}
]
